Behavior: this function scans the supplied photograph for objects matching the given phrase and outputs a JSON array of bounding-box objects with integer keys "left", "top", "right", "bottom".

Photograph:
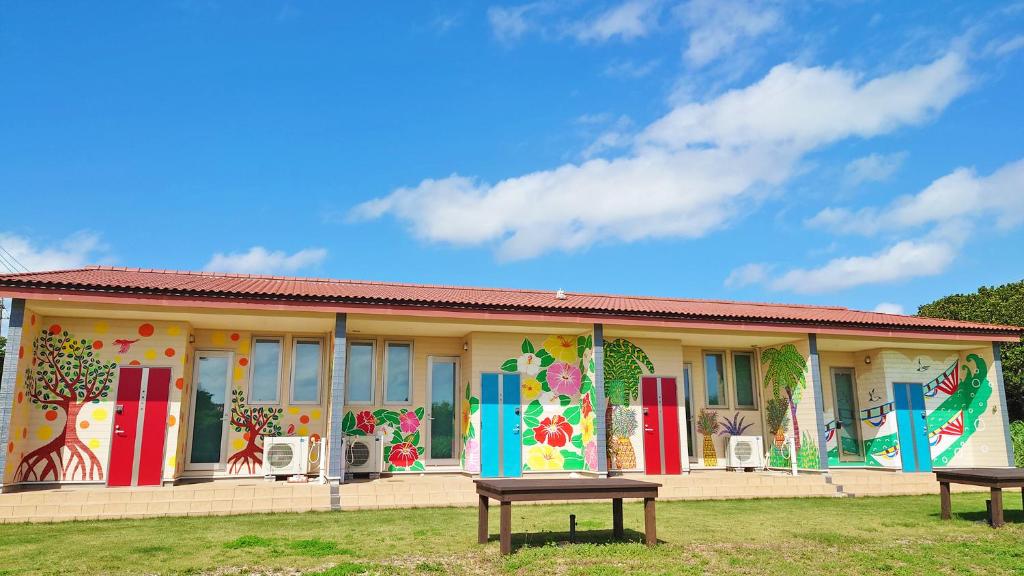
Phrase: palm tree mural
[
  {"left": 603, "top": 338, "right": 654, "bottom": 470},
  {"left": 760, "top": 344, "right": 808, "bottom": 450}
]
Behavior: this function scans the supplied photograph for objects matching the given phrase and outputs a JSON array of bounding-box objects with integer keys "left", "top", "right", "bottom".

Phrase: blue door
[
  {"left": 480, "top": 373, "right": 522, "bottom": 478},
  {"left": 893, "top": 383, "right": 932, "bottom": 472}
]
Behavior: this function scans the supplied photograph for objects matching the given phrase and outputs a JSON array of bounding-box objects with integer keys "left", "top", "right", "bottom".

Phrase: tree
[
  {"left": 761, "top": 344, "right": 808, "bottom": 450},
  {"left": 918, "top": 280, "right": 1024, "bottom": 421},
  {"left": 16, "top": 328, "right": 116, "bottom": 481},
  {"left": 226, "top": 389, "right": 283, "bottom": 474}
]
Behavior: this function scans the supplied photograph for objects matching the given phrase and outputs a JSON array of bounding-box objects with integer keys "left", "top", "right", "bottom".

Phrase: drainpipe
[
  {"left": 808, "top": 333, "right": 830, "bottom": 472},
  {"left": 593, "top": 324, "right": 608, "bottom": 477},
  {"left": 326, "top": 313, "right": 348, "bottom": 507}
]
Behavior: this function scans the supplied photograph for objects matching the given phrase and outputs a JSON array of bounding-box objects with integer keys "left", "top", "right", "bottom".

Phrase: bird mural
[
  {"left": 915, "top": 358, "right": 931, "bottom": 372},
  {"left": 112, "top": 338, "right": 140, "bottom": 353},
  {"left": 868, "top": 388, "right": 882, "bottom": 402}
]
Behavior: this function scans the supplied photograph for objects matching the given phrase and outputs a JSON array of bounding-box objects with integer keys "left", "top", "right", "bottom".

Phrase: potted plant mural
[
  {"left": 765, "top": 396, "right": 790, "bottom": 449},
  {"left": 608, "top": 406, "right": 638, "bottom": 469},
  {"left": 718, "top": 413, "right": 753, "bottom": 437},
  {"left": 761, "top": 344, "right": 808, "bottom": 450},
  {"left": 696, "top": 408, "right": 721, "bottom": 467}
]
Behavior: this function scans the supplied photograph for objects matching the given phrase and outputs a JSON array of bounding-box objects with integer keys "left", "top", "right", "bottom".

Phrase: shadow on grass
[
  {"left": 487, "top": 528, "right": 655, "bottom": 553},
  {"left": 937, "top": 508, "right": 1024, "bottom": 525}
]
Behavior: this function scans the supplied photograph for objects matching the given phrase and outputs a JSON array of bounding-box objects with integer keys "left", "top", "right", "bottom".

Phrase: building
[{"left": 0, "top": 267, "right": 1018, "bottom": 518}]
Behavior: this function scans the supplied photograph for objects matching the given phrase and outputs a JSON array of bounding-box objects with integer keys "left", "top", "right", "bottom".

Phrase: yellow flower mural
[
  {"left": 542, "top": 335, "right": 577, "bottom": 364},
  {"left": 526, "top": 444, "right": 565, "bottom": 470},
  {"left": 521, "top": 377, "right": 541, "bottom": 400},
  {"left": 580, "top": 416, "right": 595, "bottom": 444}
]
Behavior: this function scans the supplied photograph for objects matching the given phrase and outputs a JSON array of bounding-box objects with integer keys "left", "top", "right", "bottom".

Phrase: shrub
[{"left": 1011, "top": 420, "right": 1024, "bottom": 468}]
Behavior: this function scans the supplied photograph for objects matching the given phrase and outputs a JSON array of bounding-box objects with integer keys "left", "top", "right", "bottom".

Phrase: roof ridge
[{"left": 79, "top": 265, "right": 852, "bottom": 312}]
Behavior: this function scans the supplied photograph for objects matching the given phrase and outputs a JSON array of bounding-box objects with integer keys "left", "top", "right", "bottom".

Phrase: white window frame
[
  {"left": 185, "top": 350, "right": 234, "bottom": 471},
  {"left": 290, "top": 337, "right": 324, "bottom": 405},
  {"left": 383, "top": 340, "right": 414, "bottom": 406},
  {"left": 702, "top": 350, "right": 729, "bottom": 409},
  {"left": 345, "top": 340, "right": 377, "bottom": 406},
  {"left": 731, "top": 351, "right": 758, "bottom": 410},
  {"left": 248, "top": 336, "right": 283, "bottom": 405}
]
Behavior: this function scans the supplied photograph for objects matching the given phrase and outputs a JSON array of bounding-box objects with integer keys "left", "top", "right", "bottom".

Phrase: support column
[
  {"left": 808, "top": 333, "right": 830, "bottom": 471},
  {"left": 326, "top": 313, "right": 348, "bottom": 486},
  {"left": 992, "top": 342, "right": 1015, "bottom": 467},
  {"left": 592, "top": 323, "right": 608, "bottom": 476},
  {"left": 0, "top": 298, "right": 25, "bottom": 492}
]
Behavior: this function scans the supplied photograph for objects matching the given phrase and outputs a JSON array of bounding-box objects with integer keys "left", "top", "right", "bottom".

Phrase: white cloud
[
  {"left": 809, "top": 158, "right": 1024, "bottom": 235},
  {"left": 580, "top": 115, "right": 634, "bottom": 159},
  {"left": 724, "top": 263, "right": 770, "bottom": 288},
  {"left": 843, "top": 152, "right": 908, "bottom": 187},
  {"left": 987, "top": 34, "right": 1024, "bottom": 56},
  {"left": 572, "top": 0, "right": 661, "bottom": 43},
  {"left": 873, "top": 302, "right": 905, "bottom": 315},
  {"left": 487, "top": 4, "right": 538, "bottom": 43},
  {"left": 352, "top": 53, "right": 971, "bottom": 261},
  {"left": 769, "top": 239, "right": 957, "bottom": 294},
  {"left": 204, "top": 246, "right": 327, "bottom": 275},
  {"left": 677, "top": 0, "right": 781, "bottom": 67},
  {"left": 640, "top": 53, "right": 969, "bottom": 151},
  {"left": 603, "top": 58, "right": 660, "bottom": 79},
  {"left": 0, "top": 231, "right": 107, "bottom": 272}
]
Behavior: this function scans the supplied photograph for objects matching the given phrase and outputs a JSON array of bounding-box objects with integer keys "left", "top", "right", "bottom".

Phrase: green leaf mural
[
  {"left": 343, "top": 407, "right": 427, "bottom": 472},
  {"left": 761, "top": 344, "right": 808, "bottom": 451},
  {"left": 603, "top": 338, "right": 655, "bottom": 407}
]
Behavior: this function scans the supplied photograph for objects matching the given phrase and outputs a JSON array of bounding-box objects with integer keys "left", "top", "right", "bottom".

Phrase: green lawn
[{"left": 1, "top": 493, "right": 1023, "bottom": 575}]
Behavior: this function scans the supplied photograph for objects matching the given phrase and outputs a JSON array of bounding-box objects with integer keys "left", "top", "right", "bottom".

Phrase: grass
[{"left": 1, "top": 493, "right": 1023, "bottom": 575}]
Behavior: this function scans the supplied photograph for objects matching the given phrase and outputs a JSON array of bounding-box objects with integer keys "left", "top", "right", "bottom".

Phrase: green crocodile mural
[{"left": 834, "top": 354, "right": 991, "bottom": 467}]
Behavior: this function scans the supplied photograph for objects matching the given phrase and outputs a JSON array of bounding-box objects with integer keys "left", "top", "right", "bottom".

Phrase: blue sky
[{"left": 1, "top": 0, "right": 1023, "bottom": 321}]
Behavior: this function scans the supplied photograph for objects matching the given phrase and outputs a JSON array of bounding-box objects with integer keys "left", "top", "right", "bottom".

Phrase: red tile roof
[{"left": 0, "top": 266, "right": 1019, "bottom": 336}]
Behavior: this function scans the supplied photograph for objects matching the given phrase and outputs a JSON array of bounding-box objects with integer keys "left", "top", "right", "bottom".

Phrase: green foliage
[
  {"left": 230, "top": 388, "right": 283, "bottom": 436},
  {"left": 919, "top": 280, "right": 1024, "bottom": 421},
  {"left": 696, "top": 408, "right": 720, "bottom": 436},
  {"left": 603, "top": 338, "right": 654, "bottom": 406},
  {"left": 0, "top": 334, "right": 6, "bottom": 358},
  {"left": 760, "top": 344, "right": 807, "bottom": 400},
  {"left": 24, "top": 330, "right": 117, "bottom": 408},
  {"left": 765, "top": 396, "right": 790, "bottom": 434},
  {"left": 1011, "top": 421, "right": 1024, "bottom": 468},
  {"left": 223, "top": 535, "right": 273, "bottom": 549}
]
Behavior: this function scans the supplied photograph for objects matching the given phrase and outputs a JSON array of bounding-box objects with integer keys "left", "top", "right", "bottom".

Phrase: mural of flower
[
  {"left": 465, "top": 438, "right": 480, "bottom": 473},
  {"left": 542, "top": 335, "right": 577, "bottom": 363},
  {"left": 548, "top": 362, "right": 582, "bottom": 396},
  {"left": 533, "top": 415, "right": 573, "bottom": 447},
  {"left": 580, "top": 416, "right": 595, "bottom": 443},
  {"left": 521, "top": 377, "right": 541, "bottom": 400},
  {"left": 517, "top": 352, "right": 542, "bottom": 376},
  {"left": 388, "top": 442, "right": 418, "bottom": 468},
  {"left": 399, "top": 410, "right": 420, "bottom": 434},
  {"left": 527, "top": 445, "right": 564, "bottom": 470},
  {"left": 584, "top": 440, "right": 598, "bottom": 470},
  {"left": 461, "top": 401, "right": 471, "bottom": 432},
  {"left": 581, "top": 393, "right": 593, "bottom": 418},
  {"left": 355, "top": 410, "right": 376, "bottom": 435}
]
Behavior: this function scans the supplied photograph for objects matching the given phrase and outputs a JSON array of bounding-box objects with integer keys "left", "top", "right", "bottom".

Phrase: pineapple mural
[
  {"left": 608, "top": 406, "right": 639, "bottom": 469},
  {"left": 765, "top": 396, "right": 790, "bottom": 449},
  {"left": 696, "top": 408, "right": 721, "bottom": 467}
]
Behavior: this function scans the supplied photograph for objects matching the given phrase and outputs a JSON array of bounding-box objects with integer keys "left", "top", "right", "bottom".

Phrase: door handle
[
  {"left": 114, "top": 425, "right": 125, "bottom": 436},
  {"left": 644, "top": 427, "right": 654, "bottom": 433},
  {"left": 512, "top": 425, "right": 520, "bottom": 434}
]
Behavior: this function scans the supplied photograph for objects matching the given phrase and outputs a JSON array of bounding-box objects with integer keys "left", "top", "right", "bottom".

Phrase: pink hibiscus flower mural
[
  {"left": 464, "top": 438, "right": 480, "bottom": 473},
  {"left": 399, "top": 410, "right": 420, "bottom": 434},
  {"left": 548, "top": 361, "right": 582, "bottom": 396},
  {"left": 584, "top": 440, "right": 598, "bottom": 471}
]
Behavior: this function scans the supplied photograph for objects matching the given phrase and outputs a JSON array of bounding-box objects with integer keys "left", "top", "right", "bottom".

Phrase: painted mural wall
[
  {"left": 820, "top": 348, "right": 1005, "bottom": 469},
  {"left": 762, "top": 340, "right": 822, "bottom": 470},
  {"left": 4, "top": 313, "right": 189, "bottom": 484},
  {"left": 190, "top": 330, "right": 328, "bottom": 477}
]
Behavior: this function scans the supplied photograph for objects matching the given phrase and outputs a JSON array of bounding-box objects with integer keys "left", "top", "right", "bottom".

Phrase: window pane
[
  {"left": 347, "top": 343, "right": 374, "bottom": 403},
  {"left": 250, "top": 339, "right": 281, "bottom": 403},
  {"left": 704, "top": 353, "right": 725, "bottom": 406},
  {"left": 733, "top": 353, "right": 755, "bottom": 407},
  {"left": 292, "top": 340, "right": 322, "bottom": 403},
  {"left": 190, "top": 355, "right": 229, "bottom": 464},
  {"left": 386, "top": 343, "right": 412, "bottom": 404},
  {"left": 429, "top": 360, "right": 456, "bottom": 459}
]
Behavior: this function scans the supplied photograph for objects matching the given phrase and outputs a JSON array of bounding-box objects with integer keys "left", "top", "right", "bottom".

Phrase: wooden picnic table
[
  {"left": 474, "top": 478, "right": 660, "bottom": 555},
  {"left": 935, "top": 468, "right": 1024, "bottom": 527}
]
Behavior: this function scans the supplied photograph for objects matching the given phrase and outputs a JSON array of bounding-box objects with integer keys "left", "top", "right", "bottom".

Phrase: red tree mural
[
  {"left": 16, "top": 328, "right": 116, "bottom": 482},
  {"left": 226, "top": 389, "right": 283, "bottom": 474}
]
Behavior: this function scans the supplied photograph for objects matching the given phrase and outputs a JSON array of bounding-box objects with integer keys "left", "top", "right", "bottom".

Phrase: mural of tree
[
  {"left": 761, "top": 344, "right": 808, "bottom": 450},
  {"left": 16, "top": 328, "right": 116, "bottom": 482},
  {"left": 603, "top": 338, "right": 655, "bottom": 406},
  {"left": 226, "top": 389, "right": 283, "bottom": 474}
]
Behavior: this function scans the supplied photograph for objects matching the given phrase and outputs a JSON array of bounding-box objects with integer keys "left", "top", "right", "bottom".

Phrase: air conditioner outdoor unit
[
  {"left": 263, "top": 436, "right": 311, "bottom": 476},
  {"left": 727, "top": 435, "right": 765, "bottom": 470},
  {"left": 345, "top": 434, "right": 383, "bottom": 477}
]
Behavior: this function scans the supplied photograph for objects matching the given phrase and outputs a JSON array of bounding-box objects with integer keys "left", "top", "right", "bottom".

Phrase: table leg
[
  {"left": 478, "top": 495, "right": 489, "bottom": 544},
  {"left": 990, "top": 487, "right": 1004, "bottom": 528},
  {"left": 643, "top": 498, "right": 656, "bottom": 546},
  {"left": 500, "top": 501, "right": 512, "bottom": 555},
  {"left": 939, "top": 481, "right": 951, "bottom": 520},
  {"left": 612, "top": 498, "right": 624, "bottom": 538}
]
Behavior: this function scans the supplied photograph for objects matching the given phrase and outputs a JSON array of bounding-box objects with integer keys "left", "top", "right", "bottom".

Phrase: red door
[
  {"left": 641, "top": 376, "right": 683, "bottom": 475},
  {"left": 108, "top": 367, "right": 172, "bottom": 487},
  {"left": 641, "top": 377, "right": 662, "bottom": 474}
]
